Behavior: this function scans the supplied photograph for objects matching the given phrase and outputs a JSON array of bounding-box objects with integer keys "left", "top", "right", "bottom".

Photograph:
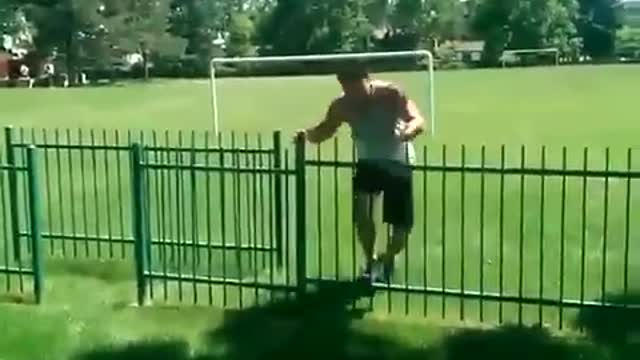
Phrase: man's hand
[
  {"left": 293, "top": 129, "right": 307, "bottom": 143},
  {"left": 395, "top": 119, "right": 424, "bottom": 142}
]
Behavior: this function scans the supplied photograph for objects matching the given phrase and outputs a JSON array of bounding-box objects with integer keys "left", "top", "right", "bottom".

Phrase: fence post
[
  {"left": 273, "top": 131, "right": 284, "bottom": 267},
  {"left": 131, "top": 143, "right": 148, "bottom": 306},
  {"left": 4, "top": 126, "right": 21, "bottom": 262},
  {"left": 294, "top": 133, "right": 307, "bottom": 297},
  {"left": 25, "top": 146, "right": 44, "bottom": 304}
]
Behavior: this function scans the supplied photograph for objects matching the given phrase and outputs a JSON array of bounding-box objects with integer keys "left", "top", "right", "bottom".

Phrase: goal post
[
  {"left": 500, "top": 48, "right": 560, "bottom": 67},
  {"left": 209, "top": 50, "right": 436, "bottom": 137}
]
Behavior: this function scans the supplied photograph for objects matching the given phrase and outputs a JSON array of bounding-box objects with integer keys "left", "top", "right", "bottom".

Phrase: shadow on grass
[
  {"left": 72, "top": 340, "right": 195, "bottom": 360},
  {"left": 575, "top": 292, "right": 640, "bottom": 360},
  {"left": 71, "top": 280, "right": 607, "bottom": 360}
]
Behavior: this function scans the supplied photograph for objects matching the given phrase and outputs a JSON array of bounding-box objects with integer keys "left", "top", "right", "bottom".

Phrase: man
[{"left": 297, "top": 65, "right": 427, "bottom": 282}]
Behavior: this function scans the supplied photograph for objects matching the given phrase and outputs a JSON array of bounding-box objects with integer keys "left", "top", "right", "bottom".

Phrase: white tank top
[{"left": 347, "top": 95, "right": 416, "bottom": 165}]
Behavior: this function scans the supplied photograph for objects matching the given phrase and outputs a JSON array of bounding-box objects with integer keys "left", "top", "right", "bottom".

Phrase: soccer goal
[
  {"left": 500, "top": 48, "right": 560, "bottom": 68},
  {"left": 209, "top": 50, "right": 435, "bottom": 136}
]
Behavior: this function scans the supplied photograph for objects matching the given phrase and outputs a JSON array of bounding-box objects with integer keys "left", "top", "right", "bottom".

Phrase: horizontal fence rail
[{"left": 1, "top": 126, "right": 638, "bottom": 330}]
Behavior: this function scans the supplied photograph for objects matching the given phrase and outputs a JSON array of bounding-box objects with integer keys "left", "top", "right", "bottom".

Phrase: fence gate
[
  {"left": 0, "top": 144, "right": 44, "bottom": 304},
  {"left": 131, "top": 132, "right": 304, "bottom": 308}
]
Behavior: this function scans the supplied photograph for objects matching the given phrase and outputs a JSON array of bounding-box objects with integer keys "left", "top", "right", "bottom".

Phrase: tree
[
  {"left": 225, "top": 12, "right": 256, "bottom": 57},
  {"left": 577, "top": 0, "right": 617, "bottom": 59},
  {"left": 169, "top": 0, "right": 228, "bottom": 61},
  {"left": 1, "top": 1, "right": 35, "bottom": 51},
  {"left": 258, "top": 0, "right": 376, "bottom": 55},
  {"left": 101, "top": 0, "right": 187, "bottom": 79},
  {"left": 472, "top": 0, "right": 578, "bottom": 65},
  {"left": 24, "top": 0, "right": 105, "bottom": 79}
]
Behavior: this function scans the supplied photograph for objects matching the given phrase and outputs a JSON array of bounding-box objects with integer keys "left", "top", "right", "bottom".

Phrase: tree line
[{"left": 0, "top": 0, "right": 629, "bottom": 80}]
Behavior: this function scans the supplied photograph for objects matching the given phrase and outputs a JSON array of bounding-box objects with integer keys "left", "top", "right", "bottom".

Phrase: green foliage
[
  {"left": 616, "top": 26, "right": 640, "bottom": 57},
  {"left": 226, "top": 12, "right": 256, "bottom": 57},
  {"left": 578, "top": 0, "right": 617, "bottom": 59},
  {"left": 472, "top": 0, "right": 578, "bottom": 66}
]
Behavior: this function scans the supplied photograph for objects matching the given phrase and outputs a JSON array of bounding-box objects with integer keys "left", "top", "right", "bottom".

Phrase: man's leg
[
  {"left": 379, "top": 164, "right": 414, "bottom": 281},
  {"left": 353, "top": 190, "right": 378, "bottom": 271}
]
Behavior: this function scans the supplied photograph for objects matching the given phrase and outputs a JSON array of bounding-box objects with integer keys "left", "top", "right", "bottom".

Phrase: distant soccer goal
[
  {"left": 500, "top": 48, "right": 560, "bottom": 68},
  {"left": 209, "top": 50, "right": 435, "bottom": 136}
]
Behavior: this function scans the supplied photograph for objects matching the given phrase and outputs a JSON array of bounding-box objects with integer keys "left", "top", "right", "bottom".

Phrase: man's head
[{"left": 336, "top": 64, "right": 370, "bottom": 100}]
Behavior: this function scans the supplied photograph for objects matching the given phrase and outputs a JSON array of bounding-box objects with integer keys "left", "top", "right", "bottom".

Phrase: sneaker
[
  {"left": 357, "top": 261, "right": 373, "bottom": 282},
  {"left": 370, "top": 258, "right": 386, "bottom": 283},
  {"left": 382, "top": 257, "right": 396, "bottom": 282}
]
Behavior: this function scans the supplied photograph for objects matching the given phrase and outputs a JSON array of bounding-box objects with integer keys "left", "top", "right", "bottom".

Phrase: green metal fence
[
  {"left": 2, "top": 126, "right": 639, "bottom": 329},
  {"left": 0, "top": 145, "right": 44, "bottom": 304},
  {"left": 5, "top": 127, "right": 284, "bottom": 265}
]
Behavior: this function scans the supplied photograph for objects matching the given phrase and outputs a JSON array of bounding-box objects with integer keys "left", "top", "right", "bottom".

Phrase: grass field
[{"left": 1, "top": 64, "right": 640, "bottom": 359}]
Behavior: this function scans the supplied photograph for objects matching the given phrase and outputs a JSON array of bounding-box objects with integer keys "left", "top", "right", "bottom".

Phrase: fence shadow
[
  {"left": 71, "top": 340, "right": 195, "bottom": 360},
  {"left": 71, "top": 281, "right": 611, "bottom": 360},
  {"left": 575, "top": 292, "right": 640, "bottom": 360}
]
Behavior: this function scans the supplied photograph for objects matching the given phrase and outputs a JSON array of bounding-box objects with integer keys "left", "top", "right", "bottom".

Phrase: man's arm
[
  {"left": 394, "top": 88, "right": 427, "bottom": 141},
  {"left": 301, "top": 100, "right": 343, "bottom": 144}
]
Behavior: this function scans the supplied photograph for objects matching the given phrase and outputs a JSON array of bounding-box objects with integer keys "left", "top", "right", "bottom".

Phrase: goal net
[{"left": 208, "top": 50, "right": 436, "bottom": 137}]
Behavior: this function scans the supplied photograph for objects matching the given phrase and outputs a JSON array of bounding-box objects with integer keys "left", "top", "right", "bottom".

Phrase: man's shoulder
[{"left": 370, "top": 79, "right": 405, "bottom": 99}]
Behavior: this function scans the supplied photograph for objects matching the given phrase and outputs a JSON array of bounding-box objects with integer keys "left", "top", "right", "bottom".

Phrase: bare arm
[
  {"left": 303, "top": 100, "right": 343, "bottom": 144},
  {"left": 396, "top": 89, "right": 426, "bottom": 141}
]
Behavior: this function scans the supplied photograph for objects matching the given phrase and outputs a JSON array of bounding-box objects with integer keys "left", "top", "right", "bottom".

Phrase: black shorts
[{"left": 352, "top": 160, "right": 413, "bottom": 229}]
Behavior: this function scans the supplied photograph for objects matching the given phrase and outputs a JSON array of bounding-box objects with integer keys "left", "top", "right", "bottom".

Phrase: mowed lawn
[{"left": 1, "top": 64, "right": 640, "bottom": 359}]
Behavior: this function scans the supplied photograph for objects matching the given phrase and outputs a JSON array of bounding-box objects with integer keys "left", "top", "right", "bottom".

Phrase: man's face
[{"left": 338, "top": 77, "right": 370, "bottom": 101}]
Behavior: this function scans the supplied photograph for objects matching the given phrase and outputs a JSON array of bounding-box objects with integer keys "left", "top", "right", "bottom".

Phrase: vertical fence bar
[
  {"left": 232, "top": 133, "right": 243, "bottom": 308},
  {"left": 264, "top": 135, "right": 275, "bottom": 301},
  {"left": 624, "top": 148, "right": 632, "bottom": 307},
  {"left": 4, "top": 127, "right": 21, "bottom": 261},
  {"left": 1, "top": 167, "right": 10, "bottom": 292},
  {"left": 89, "top": 129, "right": 103, "bottom": 259},
  {"left": 441, "top": 145, "right": 447, "bottom": 319},
  {"left": 115, "top": 130, "right": 126, "bottom": 259},
  {"left": 273, "top": 132, "right": 283, "bottom": 267},
  {"left": 55, "top": 129, "right": 65, "bottom": 256},
  {"left": 559, "top": 147, "right": 567, "bottom": 329},
  {"left": 131, "top": 143, "right": 147, "bottom": 306},
  {"left": 43, "top": 130, "right": 54, "bottom": 255},
  {"left": 423, "top": 146, "right": 428, "bottom": 317},
  {"left": 190, "top": 133, "right": 198, "bottom": 305},
  {"left": 251, "top": 134, "right": 259, "bottom": 302},
  {"left": 498, "top": 145, "right": 506, "bottom": 324},
  {"left": 518, "top": 146, "right": 526, "bottom": 326},
  {"left": 316, "top": 141, "right": 322, "bottom": 279},
  {"left": 334, "top": 138, "right": 339, "bottom": 281},
  {"left": 205, "top": 133, "right": 213, "bottom": 305},
  {"left": 479, "top": 145, "right": 486, "bottom": 323},
  {"left": 284, "top": 149, "right": 291, "bottom": 293},
  {"left": 219, "top": 133, "right": 228, "bottom": 307},
  {"left": 80, "top": 129, "right": 90, "bottom": 257},
  {"left": 538, "top": 146, "right": 546, "bottom": 326},
  {"left": 601, "top": 148, "right": 610, "bottom": 304},
  {"left": 295, "top": 134, "right": 307, "bottom": 297},
  {"left": 580, "top": 148, "right": 588, "bottom": 307},
  {"left": 66, "top": 129, "right": 78, "bottom": 258},
  {"left": 26, "top": 146, "right": 44, "bottom": 304},
  {"left": 104, "top": 130, "right": 114, "bottom": 259},
  {"left": 460, "top": 145, "right": 466, "bottom": 321}
]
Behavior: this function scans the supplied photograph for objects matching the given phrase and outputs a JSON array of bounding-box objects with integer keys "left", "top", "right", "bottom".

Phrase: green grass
[
  {"left": 1, "top": 64, "right": 640, "bottom": 358},
  {"left": 0, "top": 265, "right": 632, "bottom": 360}
]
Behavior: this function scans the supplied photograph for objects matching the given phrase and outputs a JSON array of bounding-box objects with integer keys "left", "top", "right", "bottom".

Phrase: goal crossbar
[{"left": 209, "top": 50, "right": 435, "bottom": 136}]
